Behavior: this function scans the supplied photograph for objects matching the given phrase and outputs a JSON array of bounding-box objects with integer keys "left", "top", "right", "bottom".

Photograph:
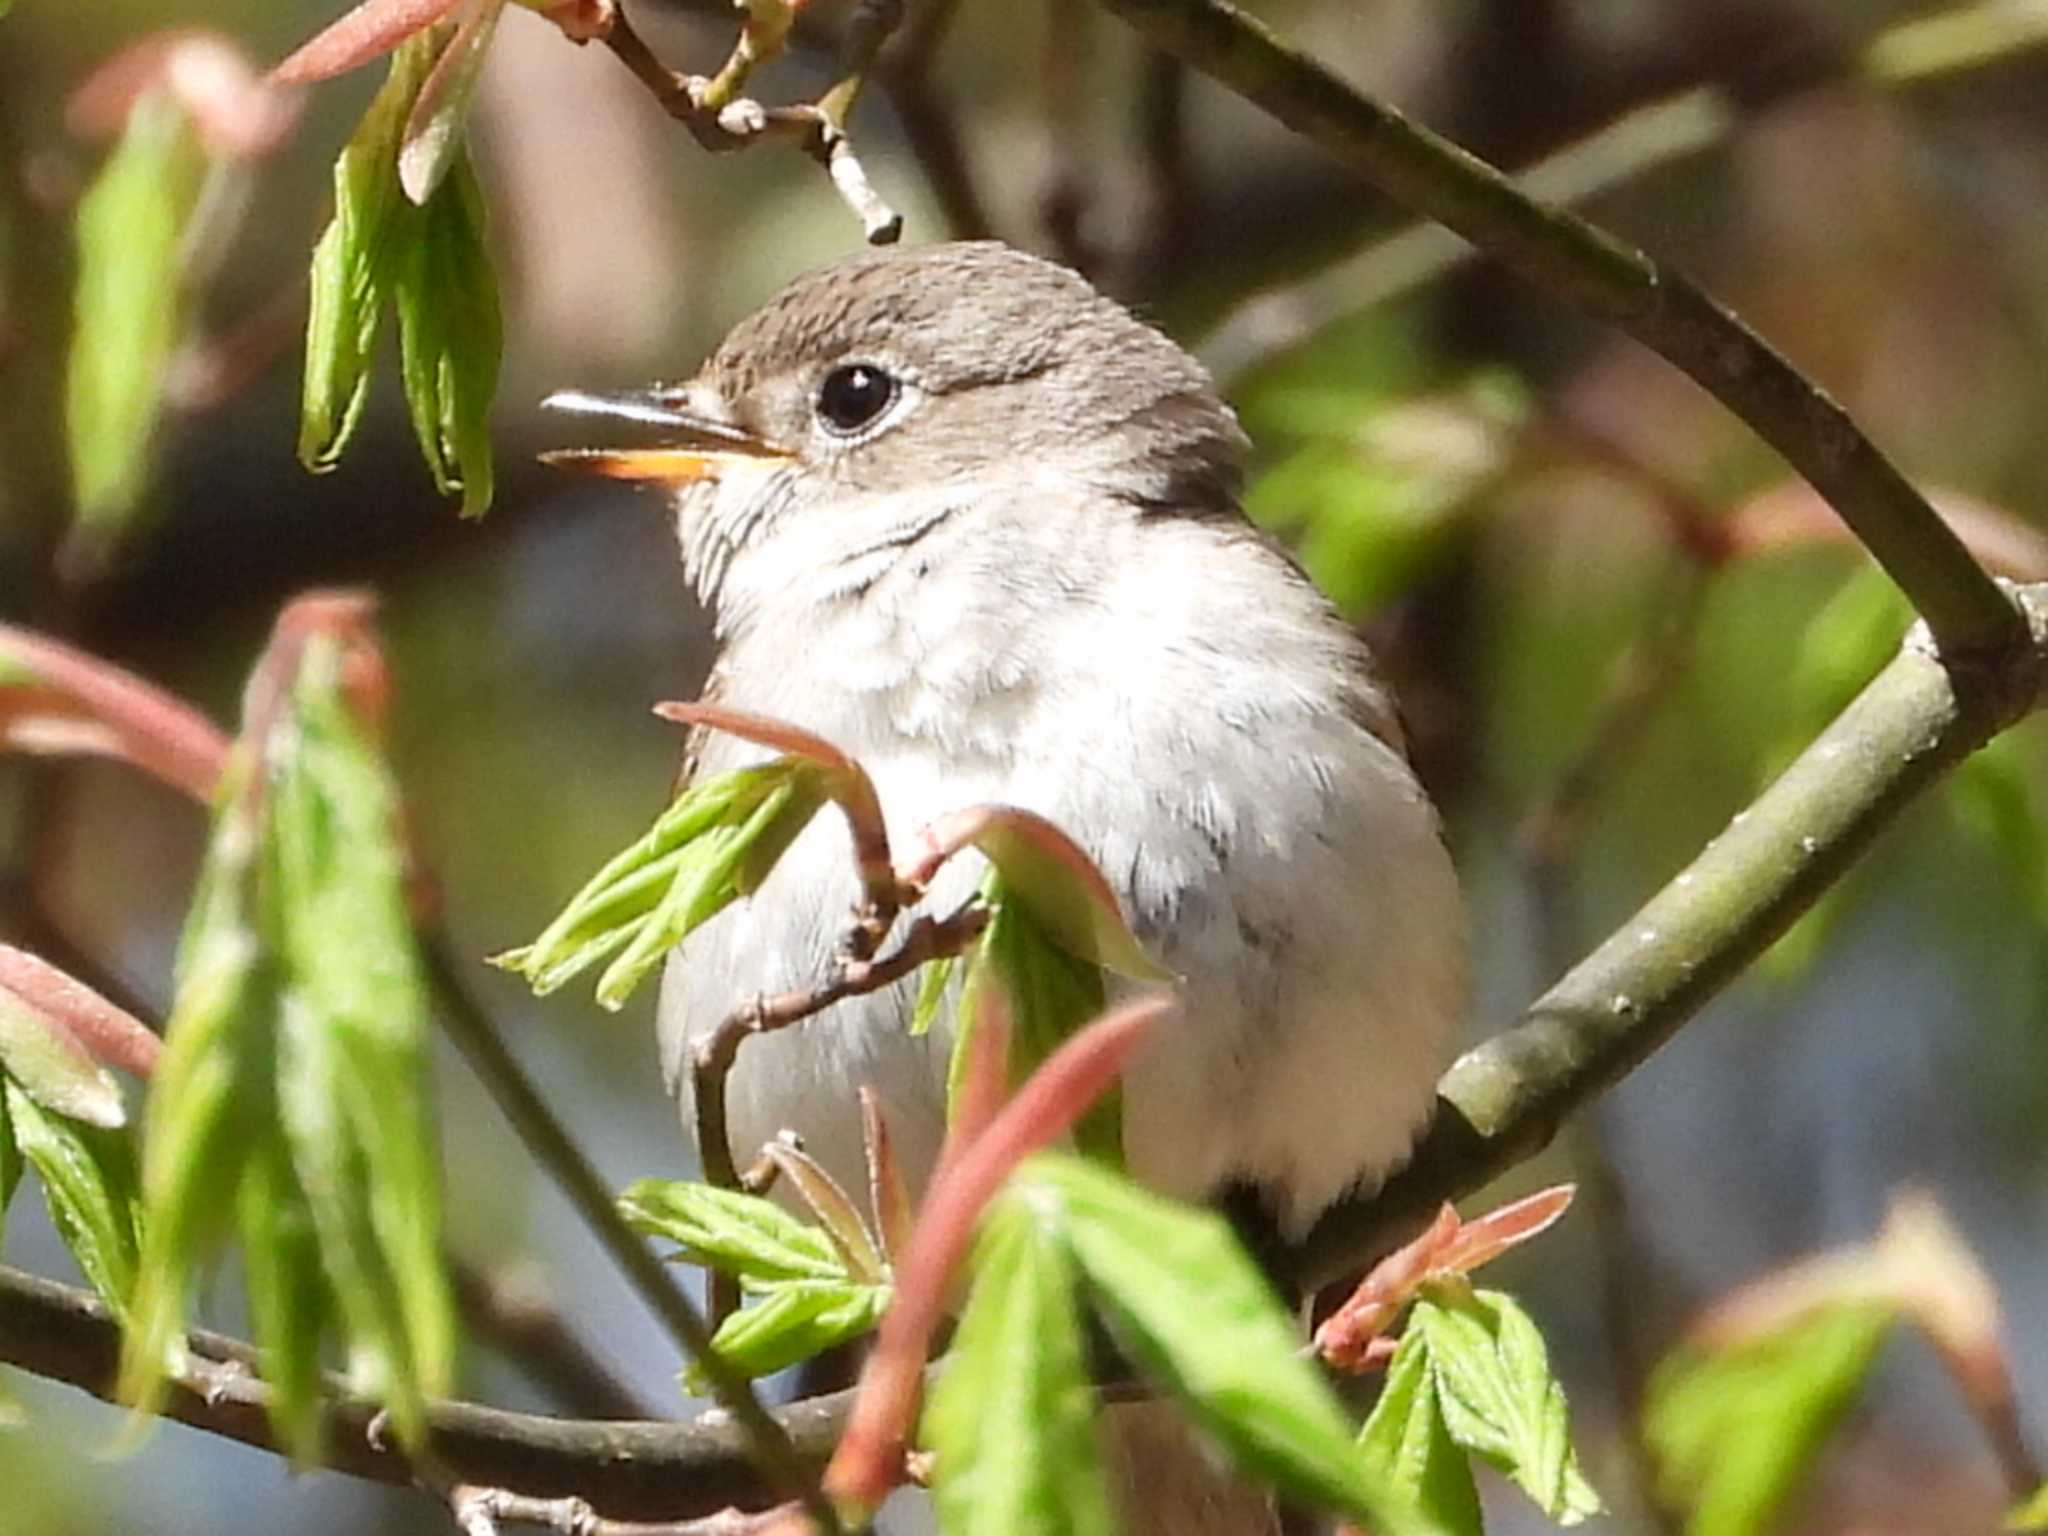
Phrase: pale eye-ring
[{"left": 815, "top": 363, "right": 899, "bottom": 436}]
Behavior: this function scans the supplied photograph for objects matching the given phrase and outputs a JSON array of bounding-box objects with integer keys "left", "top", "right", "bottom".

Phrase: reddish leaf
[
  {"left": 272, "top": 0, "right": 467, "bottom": 86},
  {"left": 0, "top": 946, "right": 159, "bottom": 1081},
  {"left": 902, "top": 804, "right": 1169, "bottom": 980},
  {"left": 69, "top": 30, "right": 301, "bottom": 160},
  {"left": 823, "top": 996, "right": 1166, "bottom": 1516},
  {"left": 860, "top": 1087, "right": 914, "bottom": 1269},
  {"left": 0, "top": 624, "right": 228, "bottom": 802}
]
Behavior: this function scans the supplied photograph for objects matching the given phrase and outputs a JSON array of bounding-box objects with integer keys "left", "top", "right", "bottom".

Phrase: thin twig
[
  {"left": 1102, "top": 0, "right": 2026, "bottom": 660},
  {"left": 692, "top": 902, "right": 989, "bottom": 1203},
  {"left": 422, "top": 933, "right": 840, "bottom": 1533},
  {"left": 599, "top": 0, "right": 903, "bottom": 242},
  {"left": 447, "top": 1482, "right": 802, "bottom": 1535}
]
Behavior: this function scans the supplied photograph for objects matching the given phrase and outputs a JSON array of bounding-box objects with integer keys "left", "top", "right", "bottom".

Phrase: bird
[{"left": 546, "top": 239, "right": 1465, "bottom": 1530}]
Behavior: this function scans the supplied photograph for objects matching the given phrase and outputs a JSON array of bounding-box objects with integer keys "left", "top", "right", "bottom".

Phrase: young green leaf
[
  {"left": 265, "top": 630, "right": 454, "bottom": 1446},
  {"left": 238, "top": 1125, "right": 330, "bottom": 1465},
  {"left": 2008, "top": 1480, "right": 2048, "bottom": 1531},
  {"left": 1018, "top": 1154, "right": 1423, "bottom": 1535},
  {"left": 1355, "top": 1325, "right": 1484, "bottom": 1536},
  {"left": 299, "top": 31, "right": 440, "bottom": 475},
  {"left": 0, "top": 982, "right": 127, "bottom": 1130},
  {"left": 5, "top": 1079, "right": 144, "bottom": 1318},
  {"left": 620, "top": 1177, "right": 850, "bottom": 1288},
  {"left": 959, "top": 878, "right": 1119, "bottom": 1166},
  {"left": 393, "top": 149, "right": 500, "bottom": 516},
  {"left": 923, "top": 1192, "right": 1115, "bottom": 1536},
  {"left": 1644, "top": 1301, "right": 1896, "bottom": 1536},
  {"left": 398, "top": 0, "right": 505, "bottom": 203},
  {"left": 0, "top": 1081, "right": 21, "bottom": 1232},
  {"left": 910, "top": 951, "right": 956, "bottom": 1037},
  {"left": 685, "top": 1279, "right": 891, "bottom": 1390},
  {"left": 65, "top": 90, "right": 206, "bottom": 550},
  {"left": 1410, "top": 1287, "right": 1600, "bottom": 1525},
  {"left": 500, "top": 759, "right": 827, "bottom": 1007}
]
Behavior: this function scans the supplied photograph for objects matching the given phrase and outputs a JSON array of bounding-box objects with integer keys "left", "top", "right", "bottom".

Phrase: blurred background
[{"left": 8, "top": 0, "right": 2048, "bottom": 1530}]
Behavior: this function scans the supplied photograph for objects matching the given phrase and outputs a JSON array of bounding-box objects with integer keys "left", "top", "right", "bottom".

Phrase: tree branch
[
  {"left": 1283, "top": 582, "right": 2048, "bottom": 1293},
  {"left": 1096, "top": 0, "right": 2030, "bottom": 662},
  {"left": 0, "top": 1261, "right": 848, "bottom": 1520}
]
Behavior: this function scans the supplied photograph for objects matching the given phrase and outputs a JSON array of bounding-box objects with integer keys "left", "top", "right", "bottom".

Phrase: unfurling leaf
[
  {"left": 686, "top": 1280, "right": 891, "bottom": 1390},
  {"left": 923, "top": 1193, "right": 1114, "bottom": 1536},
  {"left": 499, "top": 758, "right": 827, "bottom": 1007},
  {"left": 1410, "top": 1287, "right": 1601, "bottom": 1525},
  {"left": 124, "top": 603, "right": 452, "bottom": 1457},
  {"left": 6, "top": 1078, "right": 144, "bottom": 1317},
  {"left": 1015, "top": 1154, "right": 1422, "bottom": 1536},
  {"left": 393, "top": 149, "right": 500, "bottom": 515},
  {"left": 0, "top": 979, "right": 128, "bottom": 1130},
  {"left": 398, "top": 0, "right": 506, "bottom": 203},
  {"left": 0, "top": 1083, "right": 21, "bottom": 1231},
  {"left": 299, "top": 33, "right": 439, "bottom": 473},
  {"left": 621, "top": 1178, "right": 849, "bottom": 1290},
  {"left": 65, "top": 90, "right": 206, "bottom": 555},
  {"left": 1355, "top": 1326, "right": 1484, "bottom": 1536},
  {"left": 1645, "top": 1302, "right": 1895, "bottom": 1536}
]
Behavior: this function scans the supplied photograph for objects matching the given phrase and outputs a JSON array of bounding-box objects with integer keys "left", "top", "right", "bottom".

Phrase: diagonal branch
[{"left": 1095, "top": 0, "right": 2029, "bottom": 663}]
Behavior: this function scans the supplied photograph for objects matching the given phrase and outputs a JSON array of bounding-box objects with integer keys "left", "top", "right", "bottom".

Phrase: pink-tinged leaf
[
  {"left": 0, "top": 975, "right": 129, "bottom": 1130},
  {"left": 823, "top": 996, "right": 1166, "bottom": 1516},
  {"left": 398, "top": 0, "right": 506, "bottom": 205},
  {"left": 0, "top": 946, "right": 160, "bottom": 1081},
  {"left": 523, "top": 0, "right": 616, "bottom": 42},
  {"left": 656, "top": 700, "right": 891, "bottom": 896},
  {"left": 1315, "top": 1186, "right": 1576, "bottom": 1374},
  {"left": 0, "top": 624, "right": 228, "bottom": 803},
  {"left": 762, "top": 1140, "right": 886, "bottom": 1286},
  {"left": 70, "top": 31, "right": 301, "bottom": 160},
  {"left": 1727, "top": 481, "right": 2048, "bottom": 580},
  {"left": 902, "top": 805, "right": 1169, "bottom": 981},
  {"left": 860, "top": 1087, "right": 914, "bottom": 1269},
  {"left": 272, "top": 0, "right": 467, "bottom": 86}
]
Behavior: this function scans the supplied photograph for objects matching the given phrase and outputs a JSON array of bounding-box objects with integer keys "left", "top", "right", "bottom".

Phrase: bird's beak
[{"left": 538, "top": 388, "right": 790, "bottom": 483}]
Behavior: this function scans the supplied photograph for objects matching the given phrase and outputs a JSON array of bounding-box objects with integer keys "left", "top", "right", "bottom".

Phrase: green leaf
[
  {"left": 1245, "top": 373, "right": 1525, "bottom": 619},
  {"left": 910, "top": 951, "right": 956, "bottom": 1037},
  {"left": 684, "top": 1279, "right": 891, "bottom": 1390},
  {"left": 620, "top": 1177, "right": 850, "bottom": 1288},
  {"left": 0, "top": 1079, "right": 21, "bottom": 1235},
  {"left": 0, "top": 984, "right": 126, "bottom": 1129},
  {"left": 393, "top": 149, "right": 500, "bottom": 516},
  {"left": 1019, "top": 1155, "right": 1422, "bottom": 1535},
  {"left": 923, "top": 1192, "right": 1115, "bottom": 1536},
  {"left": 1356, "top": 1325, "right": 1484, "bottom": 1536},
  {"left": 2008, "top": 1480, "right": 2048, "bottom": 1530},
  {"left": 961, "top": 878, "right": 1119, "bottom": 1166},
  {"left": 265, "top": 632, "right": 453, "bottom": 1448},
  {"left": 298, "top": 31, "right": 441, "bottom": 475},
  {"left": 65, "top": 91, "right": 206, "bottom": 545},
  {"left": 1644, "top": 1301, "right": 1895, "bottom": 1536},
  {"left": 126, "top": 806, "right": 269, "bottom": 1409},
  {"left": 398, "top": 0, "right": 506, "bottom": 203},
  {"left": 238, "top": 1125, "right": 330, "bottom": 1465},
  {"left": 6, "top": 1078, "right": 143, "bottom": 1318},
  {"left": 1410, "top": 1287, "right": 1600, "bottom": 1524},
  {"left": 502, "top": 759, "right": 827, "bottom": 1008}
]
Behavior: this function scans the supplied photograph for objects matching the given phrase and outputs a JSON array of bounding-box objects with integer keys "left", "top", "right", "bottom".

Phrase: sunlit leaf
[
  {"left": 1246, "top": 373, "right": 1526, "bottom": 619},
  {"left": 266, "top": 630, "right": 454, "bottom": 1446},
  {"left": 6, "top": 1078, "right": 143, "bottom": 1318},
  {"left": 760, "top": 1141, "right": 886, "bottom": 1284},
  {"left": 298, "top": 31, "right": 440, "bottom": 475},
  {"left": 500, "top": 758, "right": 827, "bottom": 1008},
  {"left": 1644, "top": 1300, "right": 1895, "bottom": 1536},
  {"left": 1355, "top": 1325, "right": 1484, "bottom": 1536},
  {"left": 1019, "top": 1155, "right": 1422, "bottom": 1534},
  {"left": 620, "top": 1177, "right": 849, "bottom": 1289},
  {"left": 0, "top": 983, "right": 126, "bottom": 1129},
  {"left": 1410, "top": 1287, "right": 1600, "bottom": 1524},
  {"left": 273, "top": 0, "right": 467, "bottom": 83},
  {"left": 238, "top": 1125, "right": 329, "bottom": 1464},
  {"left": 65, "top": 90, "right": 206, "bottom": 552},
  {"left": 393, "top": 149, "right": 500, "bottom": 515},
  {"left": 685, "top": 1279, "right": 891, "bottom": 1389},
  {"left": 398, "top": 0, "right": 506, "bottom": 203},
  {"left": 0, "top": 1082, "right": 21, "bottom": 1233},
  {"left": 2008, "top": 1480, "right": 2048, "bottom": 1531},
  {"left": 910, "top": 951, "right": 955, "bottom": 1037},
  {"left": 923, "top": 1193, "right": 1114, "bottom": 1536}
]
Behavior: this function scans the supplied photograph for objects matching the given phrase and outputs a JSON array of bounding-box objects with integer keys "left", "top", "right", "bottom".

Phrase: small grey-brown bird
[{"left": 548, "top": 240, "right": 1465, "bottom": 1532}]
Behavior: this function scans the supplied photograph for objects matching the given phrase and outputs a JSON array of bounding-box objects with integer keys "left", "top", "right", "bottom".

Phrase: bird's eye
[{"left": 815, "top": 363, "right": 898, "bottom": 436}]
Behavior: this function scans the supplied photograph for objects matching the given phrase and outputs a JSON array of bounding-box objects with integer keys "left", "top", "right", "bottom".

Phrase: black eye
[{"left": 816, "top": 363, "right": 898, "bottom": 435}]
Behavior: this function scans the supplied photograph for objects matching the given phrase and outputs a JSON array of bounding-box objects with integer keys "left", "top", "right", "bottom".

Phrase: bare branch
[{"left": 1101, "top": 0, "right": 2026, "bottom": 660}]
